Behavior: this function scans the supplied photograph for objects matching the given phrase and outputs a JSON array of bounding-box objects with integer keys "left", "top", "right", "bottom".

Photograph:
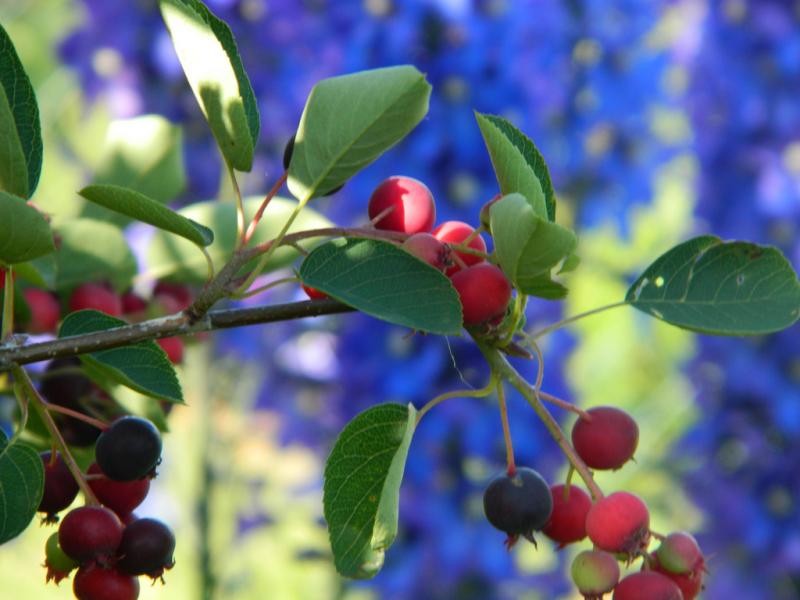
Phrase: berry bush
[{"left": 0, "top": 2, "right": 799, "bottom": 599}]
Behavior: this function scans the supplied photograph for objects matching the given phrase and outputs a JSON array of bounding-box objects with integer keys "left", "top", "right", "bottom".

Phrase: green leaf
[
  {"left": 626, "top": 236, "right": 800, "bottom": 335},
  {"left": 53, "top": 218, "right": 138, "bottom": 291},
  {"left": 324, "top": 403, "right": 416, "bottom": 579},
  {"left": 81, "top": 115, "right": 186, "bottom": 225},
  {"left": 160, "top": 0, "right": 259, "bottom": 171},
  {"left": 0, "top": 191, "right": 55, "bottom": 264},
  {"left": 145, "top": 196, "right": 332, "bottom": 282},
  {"left": 0, "top": 24, "right": 42, "bottom": 198},
  {"left": 475, "top": 112, "right": 555, "bottom": 221},
  {"left": 79, "top": 184, "right": 213, "bottom": 247},
  {"left": 0, "top": 429, "right": 44, "bottom": 544},
  {"left": 15, "top": 255, "right": 57, "bottom": 289},
  {"left": 300, "top": 238, "right": 462, "bottom": 334},
  {"left": 490, "top": 193, "right": 577, "bottom": 297},
  {"left": 59, "top": 310, "right": 183, "bottom": 403},
  {"left": 288, "top": 66, "right": 431, "bottom": 202}
]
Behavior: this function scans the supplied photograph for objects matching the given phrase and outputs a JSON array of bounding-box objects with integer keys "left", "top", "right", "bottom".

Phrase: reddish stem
[
  {"left": 45, "top": 403, "right": 108, "bottom": 431},
  {"left": 242, "top": 171, "right": 289, "bottom": 245}
]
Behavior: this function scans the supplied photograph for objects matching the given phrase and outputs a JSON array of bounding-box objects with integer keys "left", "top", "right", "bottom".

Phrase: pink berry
[
  {"left": 649, "top": 552, "right": 704, "bottom": 600},
  {"left": 571, "top": 550, "right": 620, "bottom": 598},
  {"left": 302, "top": 284, "right": 328, "bottom": 300},
  {"left": 58, "top": 506, "right": 124, "bottom": 563},
  {"left": 450, "top": 264, "right": 512, "bottom": 326},
  {"left": 69, "top": 283, "right": 122, "bottom": 316},
  {"left": 156, "top": 337, "right": 184, "bottom": 364},
  {"left": 542, "top": 484, "right": 592, "bottom": 547},
  {"left": 571, "top": 406, "right": 639, "bottom": 470},
  {"left": 368, "top": 176, "right": 436, "bottom": 234},
  {"left": 402, "top": 232, "right": 450, "bottom": 271},
  {"left": 432, "top": 221, "right": 487, "bottom": 275},
  {"left": 586, "top": 492, "right": 650, "bottom": 556},
  {"left": 121, "top": 291, "right": 148, "bottom": 316},
  {"left": 613, "top": 571, "right": 683, "bottom": 600},
  {"left": 23, "top": 288, "right": 60, "bottom": 334}
]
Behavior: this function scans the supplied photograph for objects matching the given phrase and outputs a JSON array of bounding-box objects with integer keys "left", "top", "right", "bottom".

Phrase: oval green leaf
[
  {"left": 0, "top": 429, "right": 44, "bottom": 544},
  {"left": 59, "top": 310, "right": 183, "bottom": 403},
  {"left": 145, "top": 196, "right": 332, "bottom": 282},
  {"left": 0, "top": 191, "right": 55, "bottom": 264},
  {"left": 324, "top": 403, "right": 416, "bottom": 579},
  {"left": 288, "top": 66, "right": 431, "bottom": 202},
  {"left": 160, "top": 0, "right": 259, "bottom": 171},
  {"left": 475, "top": 112, "right": 555, "bottom": 221},
  {"left": 626, "top": 236, "right": 800, "bottom": 335},
  {"left": 0, "top": 24, "right": 42, "bottom": 198},
  {"left": 80, "top": 184, "right": 213, "bottom": 247},
  {"left": 53, "top": 219, "right": 138, "bottom": 291},
  {"left": 490, "top": 193, "right": 576, "bottom": 298},
  {"left": 300, "top": 238, "right": 462, "bottom": 334}
]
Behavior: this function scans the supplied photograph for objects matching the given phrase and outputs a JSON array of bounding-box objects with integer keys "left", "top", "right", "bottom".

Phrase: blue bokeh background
[{"left": 2, "top": 1, "right": 799, "bottom": 599}]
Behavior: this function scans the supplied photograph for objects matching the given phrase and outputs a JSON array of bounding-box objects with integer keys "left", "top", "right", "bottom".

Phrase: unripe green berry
[
  {"left": 656, "top": 531, "right": 704, "bottom": 575},
  {"left": 571, "top": 549, "right": 620, "bottom": 598},
  {"left": 44, "top": 532, "right": 78, "bottom": 585}
]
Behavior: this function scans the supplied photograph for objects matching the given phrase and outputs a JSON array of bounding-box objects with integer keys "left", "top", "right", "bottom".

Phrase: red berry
[
  {"left": 432, "top": 221, "right": 487, "bottom": 275},
  {"left": 302, "top": 284, "right": 328, "bottom": 300},
  {"left": 121, "top": 291, "right": 148, "bottom": 317},
  {"left": 38, "top": 451, "right": 80, "bottom": 522},
  {"left": 73, "top": 563, "right": 139, "bottom": 600},
  {"left": 586, "top": 492, "right": 650, "bottom": 556},
  {"left": 655, "top": 532, "right": 704, "bottom": 575},
  {"left": 542, "top": 484, "right": 592, "bottom": 547},
  {"left": 571, "top": 549, "right": 620, "bottom": 598},
  {"left": 87, "top": 463, "right": 150, "bottom": 519},
  {"left": 153, "top": 281, "right": 193, "bottom": 313},
  {"left": 368, "top": 176, "right": 436, "bottom": 234},
  {"left": 22, "top": 288, "right": 60, "bottom": 333},
  {"left": 613, "top": 571, "right": 683, "bottom": 600},
  {"left": 571, "top": 406, "right": 639, "bottom": 470},
  {"left": 58, "top": 506, "right": 124, "bottom": 562},
  {"left": 69, "top": 283, "right": 122, "bottom": 316},
  {"left": 451, "top": 263, "right": 512, "bottom": 325},
  {"left": 402, "top": 232, "right": 450, "bottom": 271},
  {"left": 117, "top": 518, "right": 176, "bottom": 579},
  {"left": 44, "top": 531, "right": 78, "bottom": 584},
  {"left": 156, "top": 337, "right": 184, "bottom": 364},
  {"left": 649, "top": 552, "right": 704, "bottom": 600}
]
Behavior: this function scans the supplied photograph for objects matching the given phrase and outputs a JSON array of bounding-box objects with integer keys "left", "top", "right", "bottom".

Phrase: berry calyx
[
  {"left": 613, "top": 571, "right": 683, "bottom": 600},
  {"left": 73, "top": 563, "right": 140, "bottom": 600},
  {"left": 649, "top": 552, "right": 704, "bottom": 600},
  {"left": 483, "top": 467, "right": 553, "bottom": 548},
  {"left": 571, "top": 406, "right": 639, "bottom": 470},
  {"left": 58, "top": 506, "right": 124, "bottom": 563},
  {"left": 542, "top": 484, "right": 592, "bottom": 547},
  {"left": 117, "top": 518, "right": 176, "bottom": 579},
  {"left": 302, "top": 284, "right": 328, "bottom": 300},
  {"left": 402, "top": 232, "right": 450, "bottom": 271},
  {"left": 69, "top": 282, "right": 123, "bottom": 316},
  {"left": 431, "top": 221, "right": 487, "bottom": 275},
  {"left": 156, "top": 337, "right": 184, "bottom": 364},
  {"left": 22, "top": 288, "right": 60, "bottom": 334},
  {"left": 571, "top": 549, "right": 620, "bottom": 599},
  {"left": 451, "top": 263, "right": 512, "bottom": 326},
  {"left": 38, "top": 451, "right": 80, "bottom": 522},
  {"left": 368, "top": 176, "right": 436, "bottom": 234},
  {"left": 95, "top": 416, "right": 162, "bottom": 481},
  {"left": 87, "top": 463, "right": 150, "bottom": 519},
  {"left": 586, "top": 492, "right": 650, "bottom": 556},
  {"left": 44, "top": 531, "right": 78, "bottom": 585},
  {"left": 655, "top": 531, "right": 704, "bottom": 575}
]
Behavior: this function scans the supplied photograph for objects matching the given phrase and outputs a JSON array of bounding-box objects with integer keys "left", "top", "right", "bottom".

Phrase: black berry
[
  {"left": 95, "top": 416, "right": 162, "bottom": 481},
  {"left": 483, "top": 467, "right": 553, "bottom": 547},
  {"left": 117, "top": 518, "right": 176, "bottom": 579},
  {"left": 40, "top": 358, "right": 102, "bottom": 447}
]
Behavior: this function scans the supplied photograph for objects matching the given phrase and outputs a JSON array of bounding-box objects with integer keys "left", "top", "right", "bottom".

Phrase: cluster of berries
[
  {"left": 483, "top": 406, "right": 706, "bottom": 599},
  {"left": 39, "top": 416, "right": 174, "bottom": 600},
  {"left": 301, "top": 173, "right": 512, "bottom": 327},
  {"left": 1, "top": 275, "right": 189, "bottom": 364}
]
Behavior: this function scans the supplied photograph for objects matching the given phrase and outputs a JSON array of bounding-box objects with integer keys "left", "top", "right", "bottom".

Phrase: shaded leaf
[
  {"left": 288, "top": 66, "right": 431, "bottom": 202},
  {"left": 626, "top": 236, "right": 800, "bottom": 335},
  {"left": 324, "top": 403, "right": 416, "bottom": 578},
  {"left": 0, "top": 429, "right": 44, "bottom": 544},
  {"left": 59, "top": 310, "right": 183, "bottom": 403},
  {"left": 300, "top": 238, "right": 462, "bottom": 334},
  {"left": 0, "top": 191, "right": 55, "bottom": 264}
]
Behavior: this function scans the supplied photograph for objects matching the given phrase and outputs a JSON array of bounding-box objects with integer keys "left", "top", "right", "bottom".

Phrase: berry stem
[
  {"left": 528, "top": 301, "right": 628, "bottom": 341},
  {"left": 228, "top": 276, "right": 299, "bottom": 299},
  {"left": 537, "top": 390, "right": 592, "bottom": 420},
  {"left": 476, "top": 343, "right": 604, "bottom": 501},
  {"left": 496, "top": 381, "right": 516, "bottom": 476},
  {"left": 242, "top": 171, "right": 289, "bottom": 246},
  {"left": 44, "top": 402, "right": 108, "bottom": 431},
  {"left": 415, "top": 375, "right": 497, "bottom": 424},
  {"left": 227, "top": 163, "right": 246, "bottom": 248},
  {"left": 460, "top": 223, "right": 485, "bottom": 248},
  {"left": 369, "top": 204, "right": 395, "bottom": 227},
  {"left": 12, "top": 365, "right": 99, "bottom": 504},
  {"left": 2, "top": 266, "right": 14, "bottom": 341},
  {"left": 445, "top": 243, "right": 491, "bottom": 261}
]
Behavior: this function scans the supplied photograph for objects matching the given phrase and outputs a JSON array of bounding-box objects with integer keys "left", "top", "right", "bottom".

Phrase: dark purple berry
[
  {"left": 117, "top": 518, "right": 176, "bottom": 579},
  {"left": 483, "top": 467, "right": 553, "bottom": 547},
  {"left": 40, "top": 358, "right": 102, "bottom": 447},
  {"left": 38, "top": 452, "right": 80, "bottom": 522},
  {"left": 95, "top": 416, "right": 162, "bottom": 481}
]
